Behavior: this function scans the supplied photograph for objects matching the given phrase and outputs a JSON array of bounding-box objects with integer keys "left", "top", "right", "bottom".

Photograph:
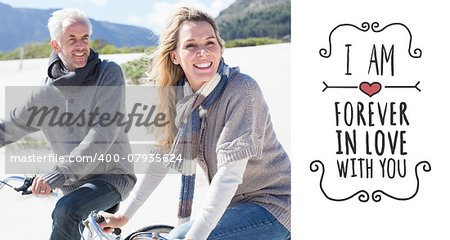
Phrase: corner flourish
[
  {"left": 310, "top": 160, "right": 370, "bottom": 202},
  {"left": 371, "top": 22, "right": 422, "bottom": 58},
  {"left": 372, "top": 161, "right": 431, "bottom": 202},
  {"left": 319, "top": 22, "right": 370, "bottom": 58}
]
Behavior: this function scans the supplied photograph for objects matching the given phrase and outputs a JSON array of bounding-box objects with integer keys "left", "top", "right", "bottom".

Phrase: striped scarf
[{"left": 168, "top": 59, "right": 229, "bottom": 225}]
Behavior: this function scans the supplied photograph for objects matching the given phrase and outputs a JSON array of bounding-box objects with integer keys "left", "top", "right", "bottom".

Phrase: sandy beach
[{"left": 0, "top": 43, "right": 290, "bottom": 239}]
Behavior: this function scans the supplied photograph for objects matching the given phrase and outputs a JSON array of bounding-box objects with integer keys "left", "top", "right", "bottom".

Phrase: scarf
[
  {"left": 47, "top": 48, "right": 101, "bottom": 86},
  {"left": 168, "top": 59, "right": 229, "bottom": 225}
]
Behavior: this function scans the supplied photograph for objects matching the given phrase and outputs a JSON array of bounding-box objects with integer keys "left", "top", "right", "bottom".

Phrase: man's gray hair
[{"left": 48, "top": 8, "right": 92, "bottom": 42}]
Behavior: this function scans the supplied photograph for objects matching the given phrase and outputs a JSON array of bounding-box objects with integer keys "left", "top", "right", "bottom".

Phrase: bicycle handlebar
[
  {"left": 0, "top": 176, "right": 34, "bottom": 195},
  {"left": 82, "top": 211, "right": 122, "bottom": 240},
  {"left": 95, "top": 214, "right": 122, "bottom": 236}
]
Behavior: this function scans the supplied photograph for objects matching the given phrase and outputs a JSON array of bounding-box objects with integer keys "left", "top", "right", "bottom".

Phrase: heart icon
[{"left": 359, "top": 82, "right": 382, "bottom": 97}]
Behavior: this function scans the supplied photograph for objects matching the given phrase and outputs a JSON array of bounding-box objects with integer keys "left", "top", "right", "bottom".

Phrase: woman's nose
[{"left": 198, "top": 46, "right": 208, "bottom": 56}]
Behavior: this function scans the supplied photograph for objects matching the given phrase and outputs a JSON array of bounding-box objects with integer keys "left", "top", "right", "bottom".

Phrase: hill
[
  {"left": 215, "top": 0, "right": 291, "bottom": 41},
  {"left": 0, "top": 3, "right": 158, "bottom": 53}
]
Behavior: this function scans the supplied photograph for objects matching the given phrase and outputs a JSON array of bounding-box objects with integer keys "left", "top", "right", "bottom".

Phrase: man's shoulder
[
  {"left": 99, "top": 60, "right": 122, "bottom": 72},
  {"left": 97, "top": 60, "right": 125, "bottom": 86}
]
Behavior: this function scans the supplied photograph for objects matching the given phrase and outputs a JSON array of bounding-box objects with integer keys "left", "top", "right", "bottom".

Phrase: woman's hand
[{"left": 97, "top": 211, "right": 129, "bottom": 233}]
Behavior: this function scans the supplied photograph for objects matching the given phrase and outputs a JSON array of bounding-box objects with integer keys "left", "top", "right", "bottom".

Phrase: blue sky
[{"left": 0, "top": 0, "right": 236, "bottom": 34}]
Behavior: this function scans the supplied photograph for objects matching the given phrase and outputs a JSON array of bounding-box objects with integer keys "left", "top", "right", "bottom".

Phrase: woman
[{"left": 99, "top": 7, "right": 291, "bottom": 240}]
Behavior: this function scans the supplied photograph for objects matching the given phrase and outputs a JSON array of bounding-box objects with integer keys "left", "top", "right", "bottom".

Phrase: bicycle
[
  {"left": 1, "top": 175, "right": 174, "bottom": 240},
  {"left": 2, "top": 175, "right": 291, "bottom": 240}
]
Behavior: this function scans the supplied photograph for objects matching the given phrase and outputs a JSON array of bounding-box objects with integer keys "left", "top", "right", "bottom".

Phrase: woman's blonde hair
[{"left": 150, "top": 7, "right": 225, "bottom": 149}]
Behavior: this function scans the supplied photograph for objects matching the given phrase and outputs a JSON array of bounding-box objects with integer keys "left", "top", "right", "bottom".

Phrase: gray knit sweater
[
  {"left": 0, "top": 60, "right": 136, "bottom": 199},
  {"left": 197, "top": 67, "right": 291, "bottom": 230}
]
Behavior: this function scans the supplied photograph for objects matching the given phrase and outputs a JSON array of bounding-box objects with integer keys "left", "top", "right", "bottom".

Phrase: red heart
[{"left": 359, "top": 82, "right": 382, "bottom": 97}]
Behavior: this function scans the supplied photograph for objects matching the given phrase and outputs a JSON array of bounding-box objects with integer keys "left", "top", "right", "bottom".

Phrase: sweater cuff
[
  {"left": 217, "top": 146, "right": 259, "bottom": 167},
  {"left": 40, "top": 170, "right": 66, "bottom": 189}
]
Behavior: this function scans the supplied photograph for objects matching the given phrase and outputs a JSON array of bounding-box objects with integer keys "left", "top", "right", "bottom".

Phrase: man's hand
[{"left": 31, "top": 177, "right": 52, "bottom": 195}]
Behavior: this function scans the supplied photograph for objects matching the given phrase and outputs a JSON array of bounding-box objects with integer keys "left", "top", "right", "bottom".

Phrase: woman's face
[{"left": 171, "top": 20, "right": 222, "bottom": 92}]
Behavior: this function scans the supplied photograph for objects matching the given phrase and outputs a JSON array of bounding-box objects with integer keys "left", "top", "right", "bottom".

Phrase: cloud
[
  {"left": 91, "top": 0, "right": 107, "bottom": 6},
  {"left": 146, "top": 0, "right": 235, "bottom": 34},
  {"left": 127, "top": 15, "right": 145, "bottom": 25}
]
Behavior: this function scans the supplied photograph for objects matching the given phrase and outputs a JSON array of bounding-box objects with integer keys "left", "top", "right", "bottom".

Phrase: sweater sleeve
[
  {"left": 41, "top": 62, "right": 128, "bottom": 189},
  {"left": 185, "top": 158, "right": 248, "bottom": 240},
  {"left": 216, "top": 76, "right": 269, "bottom": 166},
  {"left": 0, "top": 94, "right": 42, "bottom": 147}
]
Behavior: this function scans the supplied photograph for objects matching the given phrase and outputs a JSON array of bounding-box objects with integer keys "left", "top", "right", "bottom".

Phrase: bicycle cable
[
  {"left": 0, "top": 176, "right": 26, "bottom": 190},
  {"left": 80, "top": 221, "right": 87, "bottom": 240},
  {"left": 0, "top": 179, "right": 16, "bottom": 189}
]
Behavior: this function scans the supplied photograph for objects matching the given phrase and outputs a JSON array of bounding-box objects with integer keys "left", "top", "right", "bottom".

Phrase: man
[{"left": 0, "top": 8, "right": 136, "bottom": 239}]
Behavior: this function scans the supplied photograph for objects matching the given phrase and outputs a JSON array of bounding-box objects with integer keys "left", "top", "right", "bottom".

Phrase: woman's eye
[{"left": 185, "top": 44, "right": 195, "bottom": 48}]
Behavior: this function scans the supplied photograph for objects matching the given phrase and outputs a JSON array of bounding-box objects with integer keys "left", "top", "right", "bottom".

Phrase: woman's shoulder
[{"left": 226, "top": 67, "right": 262, "bottom": 96}]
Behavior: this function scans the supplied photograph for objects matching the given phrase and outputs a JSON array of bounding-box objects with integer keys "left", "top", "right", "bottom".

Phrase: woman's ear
[
  {"left": 51, "top": 40, "right": 60, "bottom": 53},
  {"left": 170, "top": 51, "right": 180, "bottom": 65}
]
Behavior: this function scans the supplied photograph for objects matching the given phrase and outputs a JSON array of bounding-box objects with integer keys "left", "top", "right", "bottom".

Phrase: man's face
[{"left": 51, "top": 20, "right": 90, "bottom": 71}]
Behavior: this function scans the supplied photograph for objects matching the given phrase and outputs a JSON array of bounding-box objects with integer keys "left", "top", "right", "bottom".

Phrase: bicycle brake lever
[{"left": 14, "top": 177, "right": 34, "bottom": 195}]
